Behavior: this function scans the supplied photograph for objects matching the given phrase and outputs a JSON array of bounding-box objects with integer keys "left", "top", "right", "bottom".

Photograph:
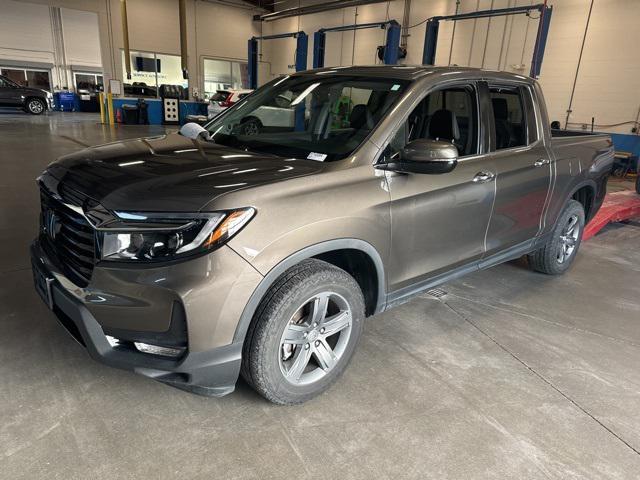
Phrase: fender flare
[{"left": 232, "top": 238, "right": 386, "bottom": 344}]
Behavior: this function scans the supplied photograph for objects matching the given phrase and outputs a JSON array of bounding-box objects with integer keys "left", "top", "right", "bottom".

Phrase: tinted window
[{"left": 489, "top": 86, "right": 527, "bottom": 149}]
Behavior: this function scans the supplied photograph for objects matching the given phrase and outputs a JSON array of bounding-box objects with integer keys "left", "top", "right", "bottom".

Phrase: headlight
[{"left": 99, "top": 208, "right": 255, "bottom": 262}]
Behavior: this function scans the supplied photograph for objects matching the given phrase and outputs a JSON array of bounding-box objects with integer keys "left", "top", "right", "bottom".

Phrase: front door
[
  {"left": 0, "top": 76, "right": 21, "bottom": 107},
  {"left": 483, "top": 83, "right": 552, "bottom": 255},
  {"left": 383, "top": 82, "right": 496, "bottom": 295}
]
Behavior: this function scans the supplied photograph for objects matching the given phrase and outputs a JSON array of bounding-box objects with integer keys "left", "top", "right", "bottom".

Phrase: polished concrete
[{"left": 1, "top": 111, "right": 639, "bottom": 479}]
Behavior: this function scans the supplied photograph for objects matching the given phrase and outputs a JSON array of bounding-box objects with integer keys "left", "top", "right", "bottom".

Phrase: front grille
[{"left": 40, "top": 186, "right": 96, "bottom": 287}]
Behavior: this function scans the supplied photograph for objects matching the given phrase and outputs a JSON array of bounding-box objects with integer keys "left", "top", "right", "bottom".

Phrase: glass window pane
[
  {"left": 206, "top": 76, "right": 408, "bottom": 162},
  {"left": 238, "top": 63, "right": 249, "bottom": 89},
  {"left": 156, "top": 53, "right": 187, "bottom": 97},
  {"left": 204, "top": 59, "right": 233, "bottom": 98},
  {"left": 75, "top": 73, "right": 97, "bottom": 92},
  {"left": 231, "top": 61, "right": 250, "bottom": 90},
  {"left": 3, "top": 69, "right": 27, "bottom": 86},
  {"left": 26, "top": 70, "right": 50, "bottom": 91},
  {"left": 396, "top": 86, "right": 478, "bottom": 157},
  {"left": 489, "top": 86, "right": 527, "bottom": 149},
  {"left": 122, "top": 51, "right": 157, "bottom": 97}
]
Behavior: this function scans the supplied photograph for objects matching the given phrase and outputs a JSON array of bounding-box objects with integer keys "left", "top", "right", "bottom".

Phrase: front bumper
[{"left": 30, "top": 239, "right": 262, "bottom": 396}]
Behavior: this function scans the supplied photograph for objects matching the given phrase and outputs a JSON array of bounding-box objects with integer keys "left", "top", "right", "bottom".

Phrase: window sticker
[
  {"left": 307, "top": 152, "right": 327, "bottom": 161},
  {"left": 391, "top": 84, "right": 401, "bottom": 91}
]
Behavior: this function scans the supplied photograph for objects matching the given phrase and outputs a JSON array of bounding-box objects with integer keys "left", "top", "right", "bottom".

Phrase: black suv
[{"left": 0, "top": 74, "right": 52, "bottom": 114}]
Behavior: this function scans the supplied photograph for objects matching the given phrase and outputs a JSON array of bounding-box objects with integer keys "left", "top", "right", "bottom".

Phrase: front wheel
[
  {"left": 25, "top": 97, "right": 46, "bottom": 115},
  {"left": 240, "top": 118, "right": 261, "bottom": 135},
  {"left": 241, "top": 259, "right": 364, "bottom": 405},
  {"left": 528, "top": 199, "right": 585, "bottom": 275}
]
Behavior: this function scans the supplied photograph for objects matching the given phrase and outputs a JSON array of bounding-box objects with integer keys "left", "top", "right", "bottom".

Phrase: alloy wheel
[
  {"left": 279, "top": 291, "right": 353, "bottom": 386},
  {"left": 243, "top": 121, "right": 259, "bottom": 135},
  {"left": 28, "top": 100, "right": 44, "bottom": 114},
  {"left": 557, "top": 214, "right": 580, "bottom": 264}
]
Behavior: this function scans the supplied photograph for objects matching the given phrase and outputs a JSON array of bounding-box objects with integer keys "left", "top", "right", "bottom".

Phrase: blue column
[
  {"left": 248, "top": 38, "right": 258, "bottom": 89},
  {"left": 313, "top": 31, "right": 326, "bottom": 69},
  {"left": 295, "top": 33, "right": 308, "bottom": 71},
  {"left": 383, "top": 22, "right": 401, "bottom": 64},
  {"left": 422, "top": 19, "right": 440, "bottom": 65},
  {"left": 530, "top": 6, "right": 553, "bottom": 78}
]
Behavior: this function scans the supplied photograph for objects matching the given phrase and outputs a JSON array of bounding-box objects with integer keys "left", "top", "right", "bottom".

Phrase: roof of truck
[{"left": 294, "top": 65, "right": 536, "bottom": 83}]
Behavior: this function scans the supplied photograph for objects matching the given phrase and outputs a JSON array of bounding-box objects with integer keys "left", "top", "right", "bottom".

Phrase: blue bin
[{"left": 54, "top": 92, "right": 79, "bottom": 112}]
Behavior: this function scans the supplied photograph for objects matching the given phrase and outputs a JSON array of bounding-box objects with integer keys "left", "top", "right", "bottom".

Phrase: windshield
[{"left": 205, "top": 75, "right": 409, "bottom": 162}]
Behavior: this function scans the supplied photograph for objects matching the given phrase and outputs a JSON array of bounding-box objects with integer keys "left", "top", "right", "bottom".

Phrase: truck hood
[{"left": 45, "top": 133, "right": 323, "bottom": 212}]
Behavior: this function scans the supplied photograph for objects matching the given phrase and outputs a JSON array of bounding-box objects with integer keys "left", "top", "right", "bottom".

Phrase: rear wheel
[
  {"left": 25, "top": 97, "right": 46, "bottom": 115},
  {"left": 241, "top": 259, "right": 364, "bottom": 405},
  {"left": 528, "top": 199, "right": 585, "bottom": 275}
]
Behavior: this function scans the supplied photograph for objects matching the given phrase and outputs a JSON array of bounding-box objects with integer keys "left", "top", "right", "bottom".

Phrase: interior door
[
  {"left": 383, "top": 83, "right": 496, "bottom": 295},
  {"left": 483, "top": 83, "right": 552, "bottom": 255}
]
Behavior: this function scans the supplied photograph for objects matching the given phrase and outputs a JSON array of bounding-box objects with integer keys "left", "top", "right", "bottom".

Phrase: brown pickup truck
[{"left": 32, "top": 66, "right": 614, "bottom": 404}]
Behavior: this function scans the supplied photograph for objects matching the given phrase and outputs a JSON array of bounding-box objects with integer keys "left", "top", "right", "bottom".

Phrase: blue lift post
[
  {"left": 422, "top": 4, "right": 553, "bottom": 78},
  {"left": 313, "top": 20, "right": 401, "bottom": 69},
  {"left": 247, "top": 31, "right": 308, "bottom": 90}
]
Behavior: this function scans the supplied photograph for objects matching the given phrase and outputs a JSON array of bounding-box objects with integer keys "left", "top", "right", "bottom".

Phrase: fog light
[
  {"left": 134, "top": 342, "right": 185, "bottom": 357},
  {"left": 105, "top": 335, "right": 185, "bottom": 358}
]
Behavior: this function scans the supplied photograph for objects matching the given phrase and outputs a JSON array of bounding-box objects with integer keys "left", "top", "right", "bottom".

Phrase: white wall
[
  {"left": 0, "top": 0, "right": 102, "bottom": 90},
  {"left": 61, "top": 7, "right": 102, "bottom": 68},
  {"left": 261, "top": 0, "right": 640, "bottom": 134},
  {"left": 0, "top": 0, "right": 55, "bottom": 65}
]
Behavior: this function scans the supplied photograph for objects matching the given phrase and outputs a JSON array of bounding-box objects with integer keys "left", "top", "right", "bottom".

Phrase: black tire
[
  {"left": 241, "top": 259, "right": 365, "bottom": 405},
  {"left": 25, "top": 97, "right": 46, "bottom": 115},
  {"left": 635, "top": 174, "right": 640, "bottom": 194},
  {"left": 528, "top": 199, "right": 585, "bottom": 275},
  {"left": 240, "top": 117, "right": 261, "bottom": 135}
]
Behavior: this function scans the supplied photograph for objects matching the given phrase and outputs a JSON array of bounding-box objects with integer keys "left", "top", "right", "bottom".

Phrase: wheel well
[
  {"left": 24, "top": 96, "right": 46, "bottom": 109},
  {"left": 241, "top": 115, "right": 262, "bottom": 125},
  {"left": 313, "top": 249, "right": 378, "bottom": 317},
  {"left": 572, "top": 185, "right": 594, "bottom": 220}
]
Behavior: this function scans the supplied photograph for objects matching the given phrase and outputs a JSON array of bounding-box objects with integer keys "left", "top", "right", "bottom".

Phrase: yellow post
[
  {"left": 98, "top": 92, "right": 106, "bottom": 124},
  {"left": 107, "top": 92, "right": 115, "bottom": 125}
]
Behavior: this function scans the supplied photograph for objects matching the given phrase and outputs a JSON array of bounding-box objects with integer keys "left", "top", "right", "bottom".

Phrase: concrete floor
[{"left": 1, "top": 111, "right": 640, "bottom": 479}]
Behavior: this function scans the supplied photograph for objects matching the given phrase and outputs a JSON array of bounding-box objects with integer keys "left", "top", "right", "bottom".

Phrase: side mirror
[
  {"left": 179, "top": 122, "right": 210, "bottom": 140},
  {"left": 379, "top": 139, "right": 458, "bottom": 174}
]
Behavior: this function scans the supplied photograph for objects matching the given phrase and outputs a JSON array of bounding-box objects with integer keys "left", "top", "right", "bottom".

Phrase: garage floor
[{"left": 2, "top": 112, "right": 640, "bottom": 479}]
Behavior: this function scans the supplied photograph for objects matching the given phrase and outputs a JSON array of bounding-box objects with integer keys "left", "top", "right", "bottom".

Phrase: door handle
[
  {"left": 534, "top": 158, "right": 550, "bottom": 167},
  {"left": 473, "top": 171, "right": 495, "bottom": 183}
]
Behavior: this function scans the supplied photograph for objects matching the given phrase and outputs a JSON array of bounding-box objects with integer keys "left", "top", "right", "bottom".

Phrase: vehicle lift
[
  {"left": 248, "top": 31, "right": 308, "bottom": 90},
  {"left": 313, "top": 20, "right": 401, "bottom": 68},
  {"left": 422, "top": 3, "right": 553, "bottom": 78}
]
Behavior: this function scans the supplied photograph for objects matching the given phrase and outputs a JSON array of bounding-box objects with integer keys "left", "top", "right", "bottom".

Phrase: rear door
[
  {"left": 482, "top": 82, "right": 552, "bottom": 255},
  {"left": 383, "top": 81, "right": 496, "bottom": 294}
]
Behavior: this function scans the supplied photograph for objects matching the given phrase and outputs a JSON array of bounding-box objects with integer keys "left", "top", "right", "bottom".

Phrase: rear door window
[{"left": 488, "top": 86, "right": 528, "bottom": 149}]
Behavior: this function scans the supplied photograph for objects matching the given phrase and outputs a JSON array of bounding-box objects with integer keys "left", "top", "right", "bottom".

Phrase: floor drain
[{"left": 425, "top": 288, "right": 447, "bottom": 299}]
